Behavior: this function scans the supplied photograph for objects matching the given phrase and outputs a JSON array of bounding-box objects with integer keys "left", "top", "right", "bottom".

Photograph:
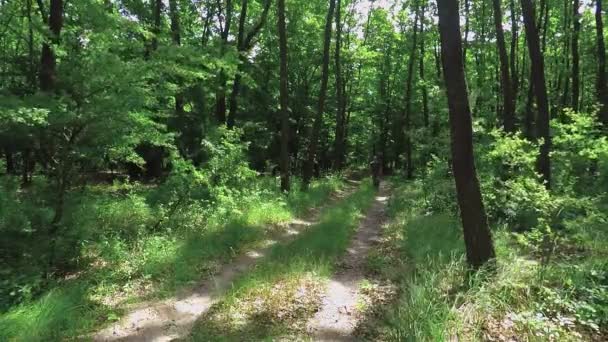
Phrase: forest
[{"left": 0, "top": 0, "right": 607, "bottom": 340}]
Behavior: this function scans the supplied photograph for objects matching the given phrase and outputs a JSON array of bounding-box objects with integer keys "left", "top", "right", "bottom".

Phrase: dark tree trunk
[
  {"left": 493, "top": 0, "right": 515, "bottom": 132},
  {"left": 39, "top": 0, "right": 62, "bottom": 92},
  {"left": 278, "top": 0, "right": 290, "bottom": 192},
  {"left": 226, "top": 0, "right": 271, "bottom": 128},
  {"left": 404, "top": 0, "right": 420, "bottom": 179},
  {"left": 420, "top": 1, "right": 429, "bottom": 129},
  {"left": 521, "top": 0, "right": 551, "bottom": 189},
  {"left": 437, "top": 0, "right": 496, "bottom": 269},
  {"left": 216, "top": 0, "right": 233, "bottom": 125},
  {"left": 572, "top": 0, "right": 581, "bottom": 111},
  {"left": 333, "top": 0, "right": 346, "bottom": 171},
  {"left": 463, "top": 0, "right": 470, "bottom": 67},
  {"left": 169, "top": 0, "right": 185, "bottom": 117},
  {"left": 5, "top": 148, "right": 15, "bottom": 174},
  {"left": 509, "top": 0, "right": 519, "bottom": 112},
  {"left": 596, "top": 0, "right": 608, "bottom": 128},
  {"left": 302, "top": 0, "right": 336, "bottom": 188}
]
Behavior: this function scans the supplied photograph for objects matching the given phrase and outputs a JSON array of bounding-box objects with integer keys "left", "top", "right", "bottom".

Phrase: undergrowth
[
  {"left": 365, "top": 179, "right": 607, "bottom": 341},
  {"left": 0, "top": 175, "right": 343, "bottom": 341}
]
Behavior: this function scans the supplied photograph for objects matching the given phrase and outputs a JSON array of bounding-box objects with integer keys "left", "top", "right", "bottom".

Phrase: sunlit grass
[
  {"left": 366, "top": 180, "right": 608, "bottom": 341},
  {"left": 0, "top": 176, "right": 345, "bottom": 341},
  {"left": 190, "top": 180, "right": 376, "bottom": 341}
]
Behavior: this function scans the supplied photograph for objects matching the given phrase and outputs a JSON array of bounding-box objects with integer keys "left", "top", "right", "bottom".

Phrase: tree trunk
[
  {"left": 278, "top": 0, "right": 290, "bottom": 192},
  {"left": 169, "top": 0, "right": 185, "bottom": 117},
  {"left": 597, "top": 0, "right": 608, "bottom": 128},
  {"left": 404, "top": 0, "right": 420, "bottom": 179},
  {"left": 493, "top": 0, "right": 515, "bottom": 132},
  {"left": 215, "top": 0, "right": 233, "bottom": 125},
  {"left": 5, "top": 148, "right": 14, "bottom": 174},
  {"left": 302, "top": 0, "right": 336, "bottom": 188},
  {"left": 521, "top": 0, "right": 551, "bottom": 189},
  {"left": 437, "top": 0, "right": 496, "bottom": 269},
  {"left": 572, "top": 0, "right": 581, "bottom": 111},
  {"left": 333, "top": 0, "right": 346, "bottom": 171},
  {"left": 509, "top": 0, "right": 519, "bottom": 113},
  {"left": 420, "top": 1, "right": 429, "bottom": 129},
  {"left": 39, "top": 0, "right": 62, "bottom": 92}
]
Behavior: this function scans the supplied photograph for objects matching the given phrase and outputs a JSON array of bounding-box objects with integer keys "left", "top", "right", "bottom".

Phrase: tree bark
[
  {"left": 169, "top": 0, "right": 185, "bottom": 117},
  {"left": 404, "top": 0, "right": 420, "bottom": 179},
  {"left": 572, "top": 0, "right": 581, "bottom": 111},
  {"left": 493, "top": 0, "right": 515, "bottom": 132},
  {"left": 597, "top": 0, "right": 608, "bottom": 128},
  {"left": 302, "top": 0, "right": 336, "bottom": 188},
  {"left": 509, "top": 0, "right": 519, "bottom": 113},
  {"left": 437, "top": 0, "right": 496, "bottom": 269},
  {"left": 227, "top": 0, "right": 271, "bottom": 128},
  {"left": 215, "top": 0, "right": 233, "bottom": 124},
  {"left": 420, "top": 0, "right": 429, "bottom": 129},
  {"left": 278, "top": 0, "right": 290, "bottom": 192},
  {"left": 521, "top": 0, "right": 551, "bottom": 188},
  {"left": 39, "top": 0, "right": 62, "bottom": 92},
  {"left": 333, "top": 0, "right": 346, "bottom": 171}
]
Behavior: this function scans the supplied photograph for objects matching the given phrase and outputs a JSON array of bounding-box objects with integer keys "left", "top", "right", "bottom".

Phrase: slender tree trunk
[
  {"left": 437, "top": 0, "right": 495, "bottom": 269},
  {"left": 278, "top": 0, "right": 290, "bottom": 191},
  {"left": 302, "top": 0, "right": 336, "bottom": 188},
  {"left": 420, "top": 1, "right": 429, "bottom": 129},
  {"left": 169, "top": 0, "right": 184, "bottom": 117},
  {"left": 509, "top": 0, "right": 519, "bottom": 113},
  {"left": 404, "top": 0, "right": 420, "bottom": 179},
  {"left": 493, "top": 0, "right": 515, "bottom": 132},
  {"left": 216, "top": 0, "right": 233, "bottom": 124},
  {"left": 226, "top": 0, "right": 271, "bottom": 128},
  {"left": 572, "top": 0, "right": 581, "bottom": 111},
  {"left": 5, "top": 148, "right": 14, "bottom": 174},
  {"left": 521, "top": 0, "right": 551, "bottom": 188},
  {"left": 463, "top": 0, "right": 470, "bottom": 67},
  {"left": 39, "top": 0, "right": 62, "bottom": 92},
  {"left": 597, "top": 0, "right": 608, "bottom": 128},
  {"left": 333, "top": 0, "right": 346, "bottom": 170}
]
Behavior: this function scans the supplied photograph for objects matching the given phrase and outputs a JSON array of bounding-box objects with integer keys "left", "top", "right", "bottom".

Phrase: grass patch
[
  {"left": 0, "top": 176, "right": 344, "bottom": 341},
  {"left": 189, "top": 180, "right": 376, "bottom": 341},
  {"left": 364, "top": 180, "right": 608, "bottom": 341}
]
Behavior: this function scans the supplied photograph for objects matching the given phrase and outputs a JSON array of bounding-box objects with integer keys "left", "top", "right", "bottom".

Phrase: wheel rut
[{"left": 306, "top": 182, "right": 390, "bottom": 341}]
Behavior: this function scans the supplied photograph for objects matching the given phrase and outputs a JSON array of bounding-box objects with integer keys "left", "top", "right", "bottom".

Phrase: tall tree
[
  {"left": 215, "top": 0, "right": 233, "bottom": 124},
  {"left": 227, "top": 0, "right": 271, "bottom": 128},
  {"left": 277, "top": 0, "right": 290, "bottom": 191},
  {"left": 39, "top": 0, "right": 63, "bottom": 92},
  {"left": 437, "top": 0, "right": 496, "bottom": 268},
  {"left": 596, "top": 0, "right": 608, "bottom": 128},
  {"left": 333, "top": 0, "right": 347, "bottom": 171},
  {"left": 403, "top": 0, "right": 420, "bottom": 179},
  {"left": 521, "top": 0, "right": 551, "bottom": 188},
  {"left": 419, "top": 0, "right": 429, "bottom": 129},
  {"left": 302, "top": 0, "right": 336, "bottom": 188},
  {"left": 572, "top": 0, "right": 581, "bottom": 111},
  {"left": 493, "top": 0, "right": 515, "bottom": 132}
]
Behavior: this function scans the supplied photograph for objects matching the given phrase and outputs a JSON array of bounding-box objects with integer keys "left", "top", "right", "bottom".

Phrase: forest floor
[{"left": 93, "top": 180, "right": 387, "bottom": 341}]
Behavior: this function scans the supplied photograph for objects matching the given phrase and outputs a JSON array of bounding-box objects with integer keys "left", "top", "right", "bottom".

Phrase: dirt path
[
  {"left": 93, "top": 186, "right": 355, "bottom": 342},
  {"left": 306, "top": 182, "right": 390, "bottom": 341}
]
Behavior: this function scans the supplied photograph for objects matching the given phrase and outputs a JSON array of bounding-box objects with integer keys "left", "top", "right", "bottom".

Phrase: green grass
[
  {"left": 365, "top": 179, "right": 608, "bottom": 341},
  {"left": 0, "top": 176, "right": 344, "bottom": 341},
  {"left": 189, "top": 180, "right": 376, "bottom": 341}
]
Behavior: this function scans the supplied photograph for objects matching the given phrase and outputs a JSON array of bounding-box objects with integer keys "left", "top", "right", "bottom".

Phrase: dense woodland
[{"left": 0, "top": 0, "right": 607, "bottom": 340}]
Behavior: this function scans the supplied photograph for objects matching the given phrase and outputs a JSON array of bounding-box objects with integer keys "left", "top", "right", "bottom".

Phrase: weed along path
[
  {"left": 306, "top": 182, "right": 390, "bottom": 341},
  {"left": 93, "top": 185, "right": 356, "bottom": 342}
]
